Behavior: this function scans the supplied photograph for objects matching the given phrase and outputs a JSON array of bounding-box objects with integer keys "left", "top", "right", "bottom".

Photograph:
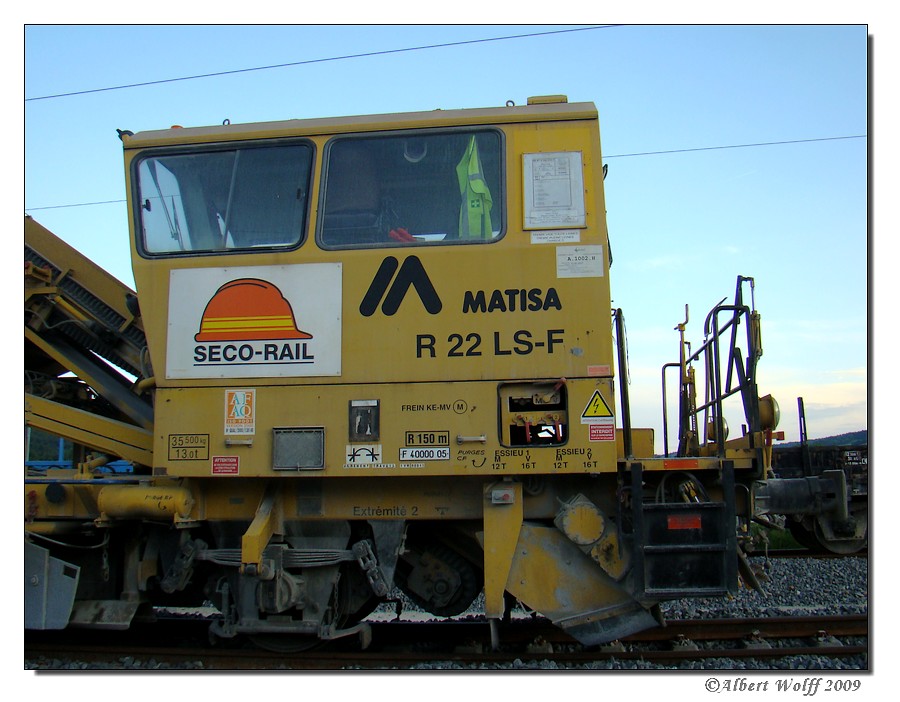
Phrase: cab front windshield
[
  {"left": 135, "top": 141, "right": 314, "bottom": 254},
  {"left": 319, "top": 129, "right": 503, "bottom": 248}
]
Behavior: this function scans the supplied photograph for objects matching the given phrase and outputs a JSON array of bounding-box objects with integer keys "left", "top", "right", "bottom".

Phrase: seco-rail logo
[{"left": 166, "top": 264, "right": 342, "bottom": 379}]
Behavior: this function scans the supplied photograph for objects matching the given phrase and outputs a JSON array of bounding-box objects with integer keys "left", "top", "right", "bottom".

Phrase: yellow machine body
[
  {"left": 123, "top": 99, "right": 619, "bottom": 481},
  {"left": 30, "top": 97, "right": 838, "bottom": 646}
]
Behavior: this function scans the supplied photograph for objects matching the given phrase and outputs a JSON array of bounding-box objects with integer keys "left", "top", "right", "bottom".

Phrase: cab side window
[{"left": 319, "top": 130, "right": 502, "bottom": 248}]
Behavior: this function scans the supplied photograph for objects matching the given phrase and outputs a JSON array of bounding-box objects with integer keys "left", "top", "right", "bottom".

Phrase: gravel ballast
[{"left": 25, "top": 555, "right": 869, "bottom": 671}]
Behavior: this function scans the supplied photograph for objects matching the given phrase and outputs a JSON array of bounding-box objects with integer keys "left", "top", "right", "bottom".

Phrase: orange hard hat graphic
[{"left": 194, "top": 278, "right": 313, "bottom": 342}]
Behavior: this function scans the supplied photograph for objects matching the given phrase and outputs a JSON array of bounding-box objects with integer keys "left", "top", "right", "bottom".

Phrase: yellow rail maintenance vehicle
[{"left": 25, "top": 95, "right": 859, "bottom": 649}]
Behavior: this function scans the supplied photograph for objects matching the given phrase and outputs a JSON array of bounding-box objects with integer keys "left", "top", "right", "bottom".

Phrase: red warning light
[{"left": 667, "top": 514, "right": 702, "bottom": 530}]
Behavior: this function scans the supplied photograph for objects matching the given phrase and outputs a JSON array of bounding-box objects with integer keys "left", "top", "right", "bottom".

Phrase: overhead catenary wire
[
  {"left": 25, "top": 25, "right": 620, "bottom": 102},
  {"left": 24, "top": 26, "right": 866, "bottom": 212},
  {"left": 603, "top": 134, "right": 866, "bottom": 159},
  {"left": 24, "top": 134, "right": 867, "bottom": 213}
]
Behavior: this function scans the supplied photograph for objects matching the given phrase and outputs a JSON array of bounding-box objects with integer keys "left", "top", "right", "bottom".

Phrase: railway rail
[
  {"left": 759, "top": 549, "right": 868, "bottom": 560},
  {"left": 25, "top": 613, "right": 867, "bottom": 670}
]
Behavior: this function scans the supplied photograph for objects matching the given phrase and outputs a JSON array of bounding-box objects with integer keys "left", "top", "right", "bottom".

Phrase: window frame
[
  {"left": 316, "top": 126, "right": 506, "bottom": 251},
  {"left": 131, "top": 137, "right": 316, "bottom": 259}
]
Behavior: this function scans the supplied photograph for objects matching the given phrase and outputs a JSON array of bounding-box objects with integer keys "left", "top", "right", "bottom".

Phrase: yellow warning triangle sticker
[{"left": 582, "top": 390, "right": 614, "bottom": 419}]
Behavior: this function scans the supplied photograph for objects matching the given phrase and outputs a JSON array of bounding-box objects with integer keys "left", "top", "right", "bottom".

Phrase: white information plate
[
  {"left": 166, "top": 264, "right": 342, "bottom": 379},
  {"left": 556, "top": 245, "right": 604, "bottom": 278},
  {"left": 523, "top": 151, "right": 586, "bottom": 229}
]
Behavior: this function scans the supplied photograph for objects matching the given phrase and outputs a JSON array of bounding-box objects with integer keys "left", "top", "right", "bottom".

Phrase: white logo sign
[{"left": 166, "top": 264, "right": 342, "bottom": 379}]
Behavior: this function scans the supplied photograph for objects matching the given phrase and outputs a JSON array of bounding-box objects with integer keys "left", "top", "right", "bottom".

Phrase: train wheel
[
  {"left": 787, "top": 519, "right": 825, "bottom": 552},
  {"left": 247, "top": 564, "right": 380, "bottom": 652},
  {"left": 336, "top": 558, "right": 382, "bottom": 625},
  {"left": 788, "top": 511, "right": 867, "bottom": 555},
  {"left": 247, "top": 633, "right": 321, "bottom": 653},
  {"left": 396, "top": 542, "right": 483, "bottom": 617},
  {"left": 813, "top": 506, "right": 868, "bottom": 555}
]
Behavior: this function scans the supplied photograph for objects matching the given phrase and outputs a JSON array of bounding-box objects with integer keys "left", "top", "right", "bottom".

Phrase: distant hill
[{"left": 776, "top": 430, "right": 868, "bottom": 450}]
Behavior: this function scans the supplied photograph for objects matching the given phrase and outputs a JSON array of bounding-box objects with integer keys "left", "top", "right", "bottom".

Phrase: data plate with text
[{"left": 168, "top": 434, "right": 210, "bottom": 461}]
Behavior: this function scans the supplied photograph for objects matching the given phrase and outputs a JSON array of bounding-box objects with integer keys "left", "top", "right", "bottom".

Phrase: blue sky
[{"left": 24, "top": 24, "right": 871, "bottom": 449}]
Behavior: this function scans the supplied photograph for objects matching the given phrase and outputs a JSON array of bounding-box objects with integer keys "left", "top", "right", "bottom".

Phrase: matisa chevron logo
[{"left": 360, "top": 256, "right": 442, "bottom": 316}]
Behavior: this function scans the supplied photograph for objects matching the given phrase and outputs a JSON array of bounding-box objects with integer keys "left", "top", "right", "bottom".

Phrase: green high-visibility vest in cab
[{"left": 456, "top": 135, "right": 493, "bottom": 239}]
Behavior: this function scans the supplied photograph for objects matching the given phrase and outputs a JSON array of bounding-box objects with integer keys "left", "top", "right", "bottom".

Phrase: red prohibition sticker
[
  {"left": 212, "top": 455, "right": 239, "bottom": 475},
  {"left": 589, "top": 424, "right": 615, "bottom": 441}
]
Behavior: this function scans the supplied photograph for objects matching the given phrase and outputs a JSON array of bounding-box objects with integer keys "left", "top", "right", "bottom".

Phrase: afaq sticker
[{"left": 225, "top": 389, "right": 255, "bottom": 436}]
